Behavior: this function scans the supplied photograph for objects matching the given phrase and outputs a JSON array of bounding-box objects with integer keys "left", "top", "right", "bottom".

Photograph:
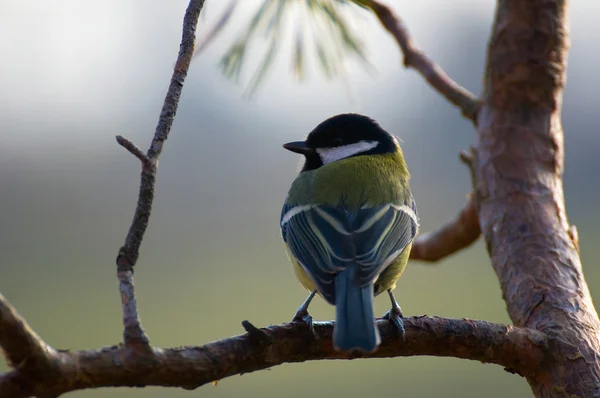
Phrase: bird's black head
[{"left": 283, "top": 113, "right": 398, "bottom": 171}]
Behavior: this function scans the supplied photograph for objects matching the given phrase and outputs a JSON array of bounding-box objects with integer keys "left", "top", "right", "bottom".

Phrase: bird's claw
[
  {"left": 382, "top": 307, "right": 406, "bottom": 342},
  {"left": 292, "top": 290, "right": 317, "bottom": 338},
  {"left": 292, "top": 309, "right": 316, "bottom": 338}
]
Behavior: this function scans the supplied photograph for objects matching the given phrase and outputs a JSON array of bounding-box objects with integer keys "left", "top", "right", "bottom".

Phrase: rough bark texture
[
  {"left": 0, "top": 312, "right": 548, "bottom": 398},
  {"left": 474, "top": 1, "right": 600, "bottom": 396}
]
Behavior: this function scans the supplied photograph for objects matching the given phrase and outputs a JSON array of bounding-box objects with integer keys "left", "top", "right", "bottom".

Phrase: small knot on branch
[
  {"left": 401, "top": 48, "right": 420, "bottom": 69},
  {"left": 459, "top": 100, "right": 481, "bottom": 123},
  {"left": 116, "top": 247, "right": 136, "bottom": 273},
  {"left": 242, "top": 320, "right": 270, "bottom": 345},
  {"left": 460, "top": 147, "right": 478, "bottom": 177},
  {"left": 460, "top": 149, "right": 474, "bottom": 166},
  {"left": 568, "top": 225, "right": 579, "bottom": 252},
  {"left": 503, "top": 367, "right": 524, "bottom": 376}
]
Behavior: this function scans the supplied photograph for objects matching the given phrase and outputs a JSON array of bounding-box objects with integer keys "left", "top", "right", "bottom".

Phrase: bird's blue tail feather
[{"left": 333, "top": 266, "right": 380, "bottom": 352}]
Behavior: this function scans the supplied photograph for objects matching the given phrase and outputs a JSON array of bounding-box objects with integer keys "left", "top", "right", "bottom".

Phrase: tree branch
[
  {"left": 0, "top": 294, "right": 57, "bottom": 375},
  {"left": 0, "top": 313, "right": 550, "bottom": 398},
  {"left": 367, "top": 0, "right": 479, "bottom": 121},
  {"left": 410, "top": 194, "right": 481, "bottom": 262},
  {"left": 472, "top": 1, "right": 600, "bottom": 395},
  {"left": 115, "top": 135, "right": 150, "bottom": 167},
  {"left": 116, "top": 0, "right": 205, "bottom": 270},
  {"left": 114, "top": 0, "right": 205, "bottom": 350},
  {"left": 409, "top": 151, "right": 481, "bottom": 262}
]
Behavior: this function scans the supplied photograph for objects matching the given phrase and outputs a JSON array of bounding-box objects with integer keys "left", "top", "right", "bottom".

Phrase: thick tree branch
[
  {"left": 0, "top": 294, "right": 56, "bottom": 375},
  {"left": 410, "top": 195, "right": 481, "bottom": 262},
  {"left": 367, "top": 0, "right": 480, "bottom": 121},
  {"left": 473, "top": 0, "right": 600, "bottom": 396},
  {"left": 114, "top": 0, "right": 205, "bottom": 350},
  {"left": 0, "top": 313, "right": 550, "bottom": 398}
]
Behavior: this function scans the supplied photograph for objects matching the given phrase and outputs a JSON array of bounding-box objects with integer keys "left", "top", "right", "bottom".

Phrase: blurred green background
[{"left": 1, "top": 1, "right": 598, "bottom": 397}]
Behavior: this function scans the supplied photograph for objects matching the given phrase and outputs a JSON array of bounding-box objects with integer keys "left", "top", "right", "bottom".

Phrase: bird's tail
[{"left": 333, "top": 266, "right": 380, "bottom": 353}]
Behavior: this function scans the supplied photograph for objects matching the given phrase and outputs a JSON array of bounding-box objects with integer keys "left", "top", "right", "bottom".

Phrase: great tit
[{"left": 280, "top": 113, "right": 418, "bottom": 353}]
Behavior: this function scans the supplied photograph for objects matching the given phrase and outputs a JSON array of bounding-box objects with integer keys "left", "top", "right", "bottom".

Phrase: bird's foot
[
  {"left": 292, "top": 290, "right": 317, "bottom": 338},
  {"left": 382, "top": 306, "right": 406, "bottom": 342},
  {"left": 292, "top": 308, "right": 315, "bottom": 336}
]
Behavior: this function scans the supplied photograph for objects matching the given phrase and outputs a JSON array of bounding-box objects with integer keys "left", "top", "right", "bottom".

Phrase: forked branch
[
  {"left": 113, "top": 0, "right": 206, "bottom": 351},
  {"left": 116, "top": 0, "right": 205, "bottom": 270}
]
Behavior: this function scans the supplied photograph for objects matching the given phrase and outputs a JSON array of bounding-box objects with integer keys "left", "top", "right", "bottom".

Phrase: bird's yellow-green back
[{"left": 286, "top": 151, "right": 411, "bottom": 207}]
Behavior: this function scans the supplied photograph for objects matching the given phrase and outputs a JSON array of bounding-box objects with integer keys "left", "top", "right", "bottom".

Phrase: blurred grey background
[{"left": 0, "top": 1, "right": 598, "bottom": 397}]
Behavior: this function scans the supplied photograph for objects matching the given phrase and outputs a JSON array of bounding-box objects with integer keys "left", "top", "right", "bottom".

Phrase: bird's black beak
[{"left": 283, "top": 141, "right": 314, "bottom": 155}]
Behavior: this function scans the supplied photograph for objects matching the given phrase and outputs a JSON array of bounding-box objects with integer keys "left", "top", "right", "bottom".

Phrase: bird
[{"left": 280, "top": 113, "right": 419, "bottom": 353}]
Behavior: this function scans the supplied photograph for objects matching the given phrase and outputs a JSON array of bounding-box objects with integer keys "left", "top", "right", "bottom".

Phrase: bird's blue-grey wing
[
  {"left": 281, "top": 203, "right": 356, "bottom": 303},
  {"left": 352, "top": 198, "right": 418, "bottom": 284},
  {"left": 281, "top": 198, "right": 418, "bottom": 303}
]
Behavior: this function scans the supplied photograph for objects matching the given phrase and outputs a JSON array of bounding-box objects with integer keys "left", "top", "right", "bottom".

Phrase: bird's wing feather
[{"left": 281, "top": 198, "right": 418, "bottom": 303}]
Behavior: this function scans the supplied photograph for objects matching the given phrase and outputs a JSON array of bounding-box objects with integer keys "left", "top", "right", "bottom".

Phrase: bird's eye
[{"left": 331, "top": 138, "right": 344, "bottom": 147}]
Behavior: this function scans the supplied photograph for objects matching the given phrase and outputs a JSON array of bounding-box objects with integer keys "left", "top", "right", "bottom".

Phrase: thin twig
[
  {"left": 116, "top": 135, "right": 150, "bottom": 166},
  {"left": 115, "top": 0, "right": 206, "bottom": 349},
  {"left": 410, "top": 195, "right": 481, "bottom": 262},
  {"left": 368, "top": 0, "right": 480, "bottom": 122},
  {"left": 0, "top": 314, "right": 549, "bottom": 398},
  {"left": 116, "top": 0, "right": 205, "bottom": 268},
  {"left": 118, "top": 271, "right": 151, "bottom": 350},
  {"left": 146, "top": 0, "right": 206, "bottom": 160},
  {"left": 366, "top": 0, "right": 482, "bottom": 259}
]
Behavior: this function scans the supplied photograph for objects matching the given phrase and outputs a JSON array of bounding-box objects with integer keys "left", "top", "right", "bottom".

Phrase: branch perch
[
  {"left": 0, "top": 312, "right": 550, "bottom": 398},
  {"left": 368, "top": 0, "right": 479, "bottom": 121}
]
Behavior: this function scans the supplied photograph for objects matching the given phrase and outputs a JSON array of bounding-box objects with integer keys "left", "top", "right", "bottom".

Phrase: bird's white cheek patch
[{"left": 316, "top": 140, "right": 379, "bottom": 165}]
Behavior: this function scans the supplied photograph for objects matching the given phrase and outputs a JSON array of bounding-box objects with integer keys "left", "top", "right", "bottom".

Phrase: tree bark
[
  {"left": 474, "top": 0, "right": 600, "bottom": 396},
  {"left": 0, "top": 311, "right": 548, "bottom": 398}
]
